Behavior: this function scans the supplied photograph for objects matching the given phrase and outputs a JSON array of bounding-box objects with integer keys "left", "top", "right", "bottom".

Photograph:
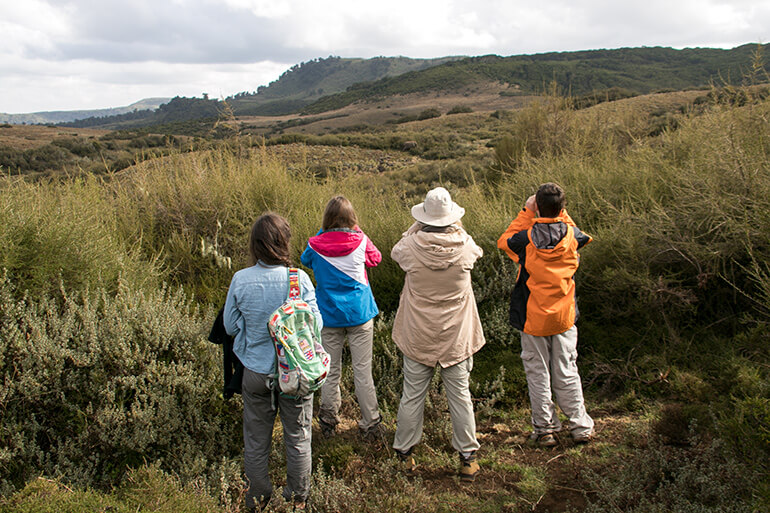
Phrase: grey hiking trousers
[
  {"left": 520, "top": 325, "right": 594, "bottom": 437},
  {"left": 242, "top": 368, "right": 313, "bottom": 509}
]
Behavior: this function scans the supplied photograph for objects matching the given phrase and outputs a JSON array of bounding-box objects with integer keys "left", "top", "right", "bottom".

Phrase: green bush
[
  {"left": 0, "top": 277, "right": 242, "bottom": 494},
  {"left": 417, "top": 108, "right": 441, "bottom": 120},
  {"left": 583, "top": 437, "right": 757, "bottom": 512},
  {"left": 447, "top": 105, "right": 473, "bottom": 115}
]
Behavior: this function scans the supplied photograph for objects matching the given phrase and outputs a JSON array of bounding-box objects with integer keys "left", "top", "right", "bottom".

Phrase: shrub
[
  {"left": 417, "top": 108, "right": 441, "bottom": 120},
  {"left": 0, "top": 277, "right": 242, "bottom": 494},
  {"left": 0, "top": 177, "right": 159, "bottom": 299},
  {"left": 447, "top": 105, "right": 473, "bottom": 115},
  {"left": 582, "top": 437, "right": 757, "bottom": 512}
]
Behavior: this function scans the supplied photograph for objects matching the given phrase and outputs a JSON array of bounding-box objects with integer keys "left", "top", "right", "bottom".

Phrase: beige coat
[{"left": 390, "top": 222, "right": 485, "bottom": 367}]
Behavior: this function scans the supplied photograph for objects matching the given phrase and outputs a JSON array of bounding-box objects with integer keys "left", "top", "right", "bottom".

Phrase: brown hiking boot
[
  {"left": 360, "top": 418, "right": 387, "bottom": 443},
  {"left": 318, "top": 417, "right": 337, "bottom": 439},
  {"left": 571, "top": 430, "right": 593, "bottom": 445},
  {"left": 396, "top": 448, "right": 417, "bottom": 473},
  {"left": 459, "top": 452, "right": 480, "bottom": 482},
  {"left": 528, "top": 432, "right": 558, "bottom": 447}
]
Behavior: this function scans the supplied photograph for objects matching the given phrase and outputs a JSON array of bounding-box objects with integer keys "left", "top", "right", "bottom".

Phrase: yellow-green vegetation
[{"left": 1, "top": 85, "right": 769, "bottom": 512}]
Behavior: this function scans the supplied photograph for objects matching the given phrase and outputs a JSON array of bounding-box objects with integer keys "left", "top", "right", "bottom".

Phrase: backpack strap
[{"left": 287, "top": 268, "right": 301, "bottom": 300}]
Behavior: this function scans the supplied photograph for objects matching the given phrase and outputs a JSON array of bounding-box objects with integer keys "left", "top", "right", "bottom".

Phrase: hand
[{"left": 525, "top": 194, "right": 537, "bottom": 213}]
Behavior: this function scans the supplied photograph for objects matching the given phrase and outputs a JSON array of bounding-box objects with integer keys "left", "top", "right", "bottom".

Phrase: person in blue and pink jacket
[{"left": 301, "top": 195, "right": 384, "bottom": 440}]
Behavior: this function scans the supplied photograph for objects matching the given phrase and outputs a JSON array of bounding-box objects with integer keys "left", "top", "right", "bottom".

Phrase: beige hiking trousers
[
  {"left": 520, "top": 325, "right": 594, "bottom": 437},
  {"left": 393, "top": 354, "right": 480, "bottom": 454},
  {"left": 318, "top": 319, "right": 381, "bottom": 430}
]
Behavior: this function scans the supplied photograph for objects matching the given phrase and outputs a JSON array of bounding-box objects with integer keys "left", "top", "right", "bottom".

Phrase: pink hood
[{"left": 308, "top": 229, "right": 365, "bottom": 257}]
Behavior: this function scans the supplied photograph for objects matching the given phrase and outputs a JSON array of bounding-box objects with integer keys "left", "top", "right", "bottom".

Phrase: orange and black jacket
[{"left": 497, "top": 207, "right": 592, "bottom": 337}]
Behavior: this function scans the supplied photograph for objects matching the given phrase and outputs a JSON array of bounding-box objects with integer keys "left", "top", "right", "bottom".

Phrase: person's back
[
  {"left": 223, "top": 213, "right": 321, "bottom": 511},
  {"left": 497, "top": 183, "right": 594, "bottom": 447},
  {"left": 300, "top": 196, "right": 384, "bottom": 439},
  {"left": 391, "top": 222, "right": 484, "bottom": 367},
  {"left": 391, "top": 187, "right": 485, "bottom": 483}
]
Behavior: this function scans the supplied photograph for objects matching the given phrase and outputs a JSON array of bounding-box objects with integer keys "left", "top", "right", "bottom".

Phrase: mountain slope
[
  {"left": 301, "top": 44, "right": 767, "bottom": 114},
  {"left": 226, "top": 55, "right": 463, "bottom": 116}
]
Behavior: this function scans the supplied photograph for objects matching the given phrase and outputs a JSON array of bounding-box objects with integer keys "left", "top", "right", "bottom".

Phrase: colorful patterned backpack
[{"left": 267, "top": 268, "right": 329, "bottom": 397}]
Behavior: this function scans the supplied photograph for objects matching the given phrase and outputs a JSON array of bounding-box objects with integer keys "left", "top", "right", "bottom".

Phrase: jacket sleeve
[
  {"left": 300, "top": 243, "right": 313, "bottom": 268},
  {"left": 463, "top": 235, "right": 484, "bottom": 270},
  {"left": 299, "top": 270, "right": 323, "bottom": 331},
  {"left": 222, "top": 276, "right": 242, "bottom": 337},
  {"left": 497, "top": 207, "right": 536, "bottom": 262},
  {"left": 364, "top": 235, "right": 382, "bottom": 268},
  {"left": 573, "top": 226, "right": 593, "bottom": 249}
]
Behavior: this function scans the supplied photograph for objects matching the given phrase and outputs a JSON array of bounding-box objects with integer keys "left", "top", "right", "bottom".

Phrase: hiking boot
[
  {"left": 318, "top": 418, "right": 336, "bottom": 439},
  {"left": 571, "top": 430, "right": 593, "bottom": 445},
  {"left": 395, "top": 448, "right": 417, "bottom": 473},
  {"left": 360, "top": 418, "right": 387, "bottom": 443},
  {"left": 459, "top": 452, "right": 480, "bottom": 482},
  {"left": 528, "top": 432, "right": 558, "bottom": 447}
]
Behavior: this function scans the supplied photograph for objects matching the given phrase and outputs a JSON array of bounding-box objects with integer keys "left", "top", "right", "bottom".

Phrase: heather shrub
[
  {"left": 0, "top": 276, "right": 242, "bottom": 494},
  {"left": 581, "top": 437, "right": 757, "bottom": 513}
]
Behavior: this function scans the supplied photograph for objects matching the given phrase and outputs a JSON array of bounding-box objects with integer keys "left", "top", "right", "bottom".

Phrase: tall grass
[{"left": 1, "top": 90, "right": 769, "bottom": 509}]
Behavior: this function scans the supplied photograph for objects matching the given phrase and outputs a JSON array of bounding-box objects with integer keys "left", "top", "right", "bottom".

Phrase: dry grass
[{"left": 0, "top": 124, "right": 108, "bottom": 150}]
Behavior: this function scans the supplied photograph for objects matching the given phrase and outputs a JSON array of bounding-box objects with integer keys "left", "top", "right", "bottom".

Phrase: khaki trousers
[
  {"left": 318, "top": 319, "right": 381, "bottom": 430},
  {"left": 520, "top": 325, "right": 594, "bottom": 437},
  {"left": 393, "top": 354, "right": 480, "bottom": 454}
]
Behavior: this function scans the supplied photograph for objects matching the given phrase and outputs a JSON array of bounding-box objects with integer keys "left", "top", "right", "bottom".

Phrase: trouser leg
[
  {"left": 393, "top": 354, "right": 434, "bottom": 453},
  {"left": 347, "top": 320, "right": 381, "bottom": 430},
  {"left": 278, "top": 392, "right": 313, "bottom": 503},
  {"left": 242, "top": 369, "right": 277, "bottom": 509},
  {"left": 520, "top": 333, "right": 562, "bottom": 434},
  {"left": 319, "top": 326, "right": 345, "bottom": 426},
  {"left": 549, "top": 326, "right": 594, "bottom": 436},
  {"left": 440, "top": 357, "right": 481, "bottom": 453}
]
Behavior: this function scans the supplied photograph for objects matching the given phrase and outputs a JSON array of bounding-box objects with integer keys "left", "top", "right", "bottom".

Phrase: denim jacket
[{"left": 223, "top": 262, "right": 322, "bottom": 374}]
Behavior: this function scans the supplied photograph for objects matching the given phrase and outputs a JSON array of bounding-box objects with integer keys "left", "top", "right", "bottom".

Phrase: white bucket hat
[{"left": 411, "top": 187, "right": 465, "bottom": 227}]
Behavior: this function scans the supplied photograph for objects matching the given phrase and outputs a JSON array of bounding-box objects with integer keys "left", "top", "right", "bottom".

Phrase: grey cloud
[{"left": 26, "top": 0, "right": 313, "bottom": 63}]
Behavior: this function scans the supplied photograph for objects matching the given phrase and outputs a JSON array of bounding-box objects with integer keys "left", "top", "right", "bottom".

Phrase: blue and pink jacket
[{"left": 300, "top": 227, "right": 381, "bottom": 328}]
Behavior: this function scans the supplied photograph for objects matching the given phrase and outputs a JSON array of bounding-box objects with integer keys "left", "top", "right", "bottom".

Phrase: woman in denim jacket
[{"left": 224, "top": 213, "right": 322, "bottom": 511}]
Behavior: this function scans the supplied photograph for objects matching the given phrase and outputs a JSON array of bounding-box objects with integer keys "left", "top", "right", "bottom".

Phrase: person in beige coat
[{"left": 391, "top": 187, "right": 485, "bottom": 482}]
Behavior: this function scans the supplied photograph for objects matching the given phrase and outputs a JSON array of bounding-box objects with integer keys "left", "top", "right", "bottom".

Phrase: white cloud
[
  {"left": 1, "top": 0, "right": 769, "bottom": 112},
  {"left": 0, "top": 58, "right": 289, "bottom": 113}
]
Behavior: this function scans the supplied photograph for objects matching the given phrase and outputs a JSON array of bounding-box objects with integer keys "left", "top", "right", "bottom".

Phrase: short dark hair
[
  {"left": 249, "top": 212, "right": 292, "bottom": 266},
  {"left": 536, "top": 182, "right": 566, "bottom": 218},
  {"left": 322, "top": 195, "right": 358, "bottom": 231}
]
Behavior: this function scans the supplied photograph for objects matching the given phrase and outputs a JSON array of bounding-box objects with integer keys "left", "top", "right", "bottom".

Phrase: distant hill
[
  {"left": 0, "top": 98, "right": 171, "bottom": 125},
  {"left": 226, "top": 55, "right": 464, "bottom": 115},
  {"left": 58, "top": 44, "right": 768, "bottom": 131},
  {"left": 61, "top": 56, "right": 464, "bottom": 128},
  {"left": 301, "top": 44, "right": 767, "bottom": 114}
]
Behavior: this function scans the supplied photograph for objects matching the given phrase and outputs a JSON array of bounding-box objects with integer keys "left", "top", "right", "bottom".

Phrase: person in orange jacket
[{"left": 497, "top": 183, "right": 594, "bottom": 447}]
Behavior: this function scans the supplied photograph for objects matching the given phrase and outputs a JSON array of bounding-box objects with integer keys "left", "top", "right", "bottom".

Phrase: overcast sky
[{"left": 2, "top": 0, "right": 769, "bottom": 113}]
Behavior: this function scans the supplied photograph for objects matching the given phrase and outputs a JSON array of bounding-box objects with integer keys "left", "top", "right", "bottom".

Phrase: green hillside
[
  {"left": 60, "top": 45, "right": 767, "bottom": 130},
  {"left": 301, "top": 44, "right": 767, "bottom": 113},
  {"left": 62, "top": 56, "right": 461, "bottom": 128},
  {"left": 227, "top": 55, "right": 463, "bottom": 115}
]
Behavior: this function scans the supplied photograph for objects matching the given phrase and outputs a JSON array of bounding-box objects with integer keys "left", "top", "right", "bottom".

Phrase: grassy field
[{"left": 1, "top": 85, "right": 768, "bottom": 512}]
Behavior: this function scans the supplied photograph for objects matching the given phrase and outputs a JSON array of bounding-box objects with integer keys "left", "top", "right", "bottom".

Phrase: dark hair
[
  {"left": 322, "top": 195, "right": 358, "bottom": 231},
  {"left": 249, "top": 212, "right": 292, "bottom": 266},
  {"left": 536, "top": 182, "right": 566, "bottom": 218}
]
